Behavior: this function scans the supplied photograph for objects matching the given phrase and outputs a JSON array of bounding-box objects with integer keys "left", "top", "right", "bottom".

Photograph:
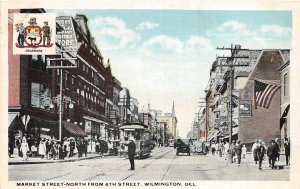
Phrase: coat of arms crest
[{"left": 15, "top": 17, "right": 53, "bottom": 48}]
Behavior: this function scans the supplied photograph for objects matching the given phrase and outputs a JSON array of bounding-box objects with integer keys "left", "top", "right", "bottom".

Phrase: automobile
[
  {"left": 192, "top": 140, "right": 207, "bottom": 155},
  {"left": 175, "top": 139, "right": 191, "bottom": 156}
]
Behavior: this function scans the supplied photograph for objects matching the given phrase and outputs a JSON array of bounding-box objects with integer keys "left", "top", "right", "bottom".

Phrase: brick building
[
  {"left": 238, "top": 50, "right": 289, "bottom": 145},
  {"left": 8, "top": 11, "right": 119, "bottom": 142}
]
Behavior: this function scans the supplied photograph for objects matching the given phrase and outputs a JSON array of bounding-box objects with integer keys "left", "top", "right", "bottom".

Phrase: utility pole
[{"left": 216, "top": 44, "right": 249, "bottom": 162}]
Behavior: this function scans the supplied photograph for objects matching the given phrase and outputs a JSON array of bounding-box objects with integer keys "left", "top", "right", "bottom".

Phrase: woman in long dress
[
  {"left": 20, "top": 139, "right": 29, "bottom": 161},
  {"left": 87, "top": 139, "right": 92, "bottom": 153},
  {"left": 91, "top": 140, "right": 96, "bottom": 153},
  {"left": 38, "top": 140, "right": 46, "bottom": 159}
]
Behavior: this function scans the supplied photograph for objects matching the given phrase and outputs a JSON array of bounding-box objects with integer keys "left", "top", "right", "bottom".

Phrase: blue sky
[{"left": 47, "top": 9, "right": 292, "bottom": 137}]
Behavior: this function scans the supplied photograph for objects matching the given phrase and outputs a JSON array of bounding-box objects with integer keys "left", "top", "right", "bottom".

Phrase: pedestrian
[
  {"left": 274, "top": 138, "right": 280, "bottom": 161},
  {"left": 16, "top": 137, "right": 22, "bottom": 157},
  {"left": 217, "top": 140, "right": 223, "bottom": 157},
  {"left": 252, "top": 140, "right": 259, "bottom": 164},
  {"left": 126, "top": 137, "right": 136, "bottom": 170},
  {"left": 211, "top": 142, "right": 216, "bottom": 155},
  {"left": 8, "top": 134, "right": 15, "bottom": 158},
  {"left": 242, "top": 144, "right": 247, "bottom": 159},
  {"left": 224, "top": 141, "right": 229, "bottom": 161},
  {"left": 267, "top": 140, "right": 277, "bottom": 169},
  {"left": 83, "top": 139, "right": 88, "bottom": 157},
  {"left": 255, "top": 140, "right": 266, "bottom": 170},
  {"left": 235, "top": 140, "right": 242, "bottom": 166},
  {"left": 31, "top": 142, "right": 38, "bottom": 157},
  {"left": 77, "top": 138, "right": 83, "bottom": 158},
  {"left": 45, "top": 139, "right": 51, "bottom": 159},
  {"left": 38, "top": 140, "right": 46, "bottom": 159},
  {"left": 20, "top": 139, "right": 29, "bottom": 161},
  {"left": 63, "top": 138, "right": 70, "bottom": 158},
  {"left": 69, "top": 139, "right": 75, "bottom": 157},
  {"left": 91, "top": 140, "right": 96, "bottom": 153},
  {"left": 52, "top": 141, "right": 59, "bottom": 160},
  {"left": 283, "top": 138, "right": 290, "bottom": 166},
  {"left": 231, "top": 140, "right": 236, "bottom": 163}
]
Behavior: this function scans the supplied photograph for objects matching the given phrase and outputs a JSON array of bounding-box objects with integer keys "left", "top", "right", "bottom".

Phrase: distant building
[{"left": 156, "top": 101, "right": 177, "bottom": 138}]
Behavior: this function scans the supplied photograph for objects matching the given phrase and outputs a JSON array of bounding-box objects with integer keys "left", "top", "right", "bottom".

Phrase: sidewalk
[
  {"left": 8, "top": 153, "right": 109, "bottom": 165},
  {"left": 206, "top": 152, "right": 289, "bottom": 170}
]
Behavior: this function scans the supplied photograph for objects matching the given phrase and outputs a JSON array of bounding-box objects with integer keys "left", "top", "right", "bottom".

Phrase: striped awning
[{"left": 63, "top": 121, "right": 86, "bottom": 137}]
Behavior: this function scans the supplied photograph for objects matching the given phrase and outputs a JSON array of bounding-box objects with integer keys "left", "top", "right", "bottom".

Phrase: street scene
[
  {"left": 9, "top": 147, "right": 289, "bottom": 181},
  {"left": 7, "top": 8, "right": 291, "bottom": 182}
]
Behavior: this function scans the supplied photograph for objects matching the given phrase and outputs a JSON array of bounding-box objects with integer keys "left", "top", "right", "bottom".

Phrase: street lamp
[{"left": 50, "top": 95, "right": 73, "bottom": 141}]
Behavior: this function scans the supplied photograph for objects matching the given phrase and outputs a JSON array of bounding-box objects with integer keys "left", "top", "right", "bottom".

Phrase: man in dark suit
[
  {"left": 284, "top": 138, "right": 290, "bottom": 166},
  {"left": 267, "top": 140, "right": 277, "bottom": 169},
  {"left": 127, "top": 137, "right": 136, "bottom": 170}
]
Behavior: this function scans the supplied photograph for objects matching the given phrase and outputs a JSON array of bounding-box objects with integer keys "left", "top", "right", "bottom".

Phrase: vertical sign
[
  {"left": 56, "top": 16, "right": 78, "bottom": 57},
  {"left": 13, "top": 13, "right": 56, "bottom": 55}
]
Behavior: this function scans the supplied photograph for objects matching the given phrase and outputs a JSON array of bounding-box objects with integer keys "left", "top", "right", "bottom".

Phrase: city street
[{"left": 9, "top": 147, "right": 289, "bottom": 181}]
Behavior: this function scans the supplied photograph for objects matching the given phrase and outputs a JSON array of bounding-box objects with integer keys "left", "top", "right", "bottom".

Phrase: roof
[{"left": 249, "top": 50, "right": 287, "bottom": 80}]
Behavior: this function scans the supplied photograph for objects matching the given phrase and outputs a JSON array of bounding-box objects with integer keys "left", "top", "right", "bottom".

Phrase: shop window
[{"left": 31, "top": 82, "right": 51, "bottom": 110}]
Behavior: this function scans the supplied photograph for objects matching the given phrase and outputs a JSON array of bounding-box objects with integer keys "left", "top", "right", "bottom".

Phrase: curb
[{"left": 8, "top": 154, "right": 109, "bottom": 165}]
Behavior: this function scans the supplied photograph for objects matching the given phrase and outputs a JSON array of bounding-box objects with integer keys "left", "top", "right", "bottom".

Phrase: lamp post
[{"left": 50, "top": 95, "right": 73, "bottom": 141}]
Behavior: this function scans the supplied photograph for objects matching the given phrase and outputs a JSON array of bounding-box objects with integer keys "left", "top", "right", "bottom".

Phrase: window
[
  {"left": 31, "top": 82, "right": 51, "bottom": 110},
  {"left": 283, "top": 73, "right": 288, "bottom": 97}
]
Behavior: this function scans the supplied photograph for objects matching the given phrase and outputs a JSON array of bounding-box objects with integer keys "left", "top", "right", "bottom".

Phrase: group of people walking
[
  {"left": 252, "top": 138, "right": 290, "bottom": 170},
  {"left": 207, "top": 137, "right": 290, "bottom": 170}
]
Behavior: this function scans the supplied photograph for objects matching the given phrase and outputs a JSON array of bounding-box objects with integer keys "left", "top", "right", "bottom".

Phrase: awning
[
  {"left": 63, "top": 121, "right": 86, "bottom": 137},
  {"left": 120, "top": 124, "right": 146, "bottom": 130},
  {"left": 8, "top": 113, "right": 24, "bottom": 131}
]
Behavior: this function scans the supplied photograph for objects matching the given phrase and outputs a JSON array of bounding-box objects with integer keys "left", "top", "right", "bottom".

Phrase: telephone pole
[{"left": 216, "top": 44, "right": 249, "bottom": 162}]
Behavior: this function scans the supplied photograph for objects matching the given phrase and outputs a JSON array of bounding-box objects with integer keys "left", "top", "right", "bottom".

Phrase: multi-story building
[
  {"left": 8, "top": 11, "right": 122, "bottom": 143},
  {"left": 156, "top": 102, "right": 177, "bottom": 139},
  {"left": 8, "top": 9, "right": 69, "bottom": 142},
  {"left": 278, "top": 58, "right": 290, "bottom": 150}
]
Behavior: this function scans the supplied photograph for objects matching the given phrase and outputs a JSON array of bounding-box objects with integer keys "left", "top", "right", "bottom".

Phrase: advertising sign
[
  {"left": 239, "top": 100, "right": 252, "bottom": 117},
  {"left": 56, "top": 16, "right": 78, "bottom": 57},
  {"left": 13, "top": 13, "right": 56, "bottom": 54}
]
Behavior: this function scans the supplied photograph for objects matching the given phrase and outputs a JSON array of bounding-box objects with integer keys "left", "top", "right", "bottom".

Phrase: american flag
[{"left": 254, "top": 80, "right": 280, "bottom": 109}]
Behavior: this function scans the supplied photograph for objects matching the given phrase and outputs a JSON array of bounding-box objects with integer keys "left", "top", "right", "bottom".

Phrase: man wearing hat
[
  {"left": 42, "top": 21, "right": 51, "bottom": 46},
  {"left": 267, "top": 140, "right": 277, "bottom": 169},
  {"left": 255, "top": 140, "right": 266, "bottom": 170},
  {"left": 127, "top": 137, "right": 136, "bottom": 170}
]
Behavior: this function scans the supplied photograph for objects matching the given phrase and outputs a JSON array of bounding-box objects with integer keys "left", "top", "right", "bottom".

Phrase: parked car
[{"left": 175, "top": 139, "right": 190, "bottom": 156}]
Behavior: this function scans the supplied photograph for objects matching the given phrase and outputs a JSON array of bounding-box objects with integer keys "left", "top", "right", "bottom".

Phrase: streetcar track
[
  {"left": 86, "top": 148, "right": 174, "bottom": 181},
  {"left": 121, "top": 173, "right": 136, "bottom": 181},
  {"left": 47, "top": 148, "right": 175, "bottom": 181},
  {"left": 44, "top": 172, "right": 72, "bottom": 181},
  {"left": 142, "top": 148, "right": 174, "bottom": 169},
  {"left": 161, "top": 153, "right": 176, "bottom": 180}
]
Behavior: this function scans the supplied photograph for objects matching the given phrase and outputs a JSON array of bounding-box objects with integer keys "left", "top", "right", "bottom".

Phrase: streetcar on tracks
[{"left": 119, "top": 122, "right": 152, "bottom": 159}]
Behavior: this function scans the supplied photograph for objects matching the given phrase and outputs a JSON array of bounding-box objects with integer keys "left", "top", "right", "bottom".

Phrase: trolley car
[{"left": 119, "top": 122, "right": 152, "bottom": 159}]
